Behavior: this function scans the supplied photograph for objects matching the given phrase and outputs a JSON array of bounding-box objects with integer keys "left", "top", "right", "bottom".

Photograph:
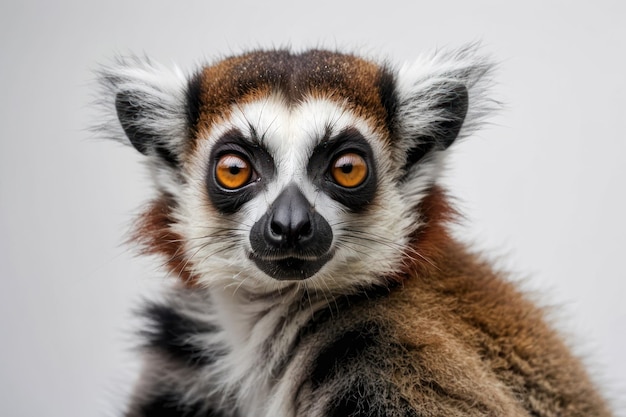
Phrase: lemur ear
[
  {"left": 97, "top": 56, "right": 195, "bottom": 167},
  {"left": 392, "top": 45, "right": 493, "bottom": 175},
  {"left": 115, "top": 90, "right": 180, "bottom": 166},
  {"left": 400, "top": 82, "right": 468, "bottom": 170}
]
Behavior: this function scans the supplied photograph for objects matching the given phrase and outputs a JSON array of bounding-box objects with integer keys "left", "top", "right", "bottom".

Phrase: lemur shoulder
[{"left": 96, "top": 46, "right": 613, "bottom": 417}]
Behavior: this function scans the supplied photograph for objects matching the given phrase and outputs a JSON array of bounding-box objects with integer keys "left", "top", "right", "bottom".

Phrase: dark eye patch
[
  {"left": 206, "top": 129, "right": 275, "bottom": 214},
  {"left": 307, "top": 127, "right": 378, "bottom": 212}
]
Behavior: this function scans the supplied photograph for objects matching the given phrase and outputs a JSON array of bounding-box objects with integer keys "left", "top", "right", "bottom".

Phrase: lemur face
[
  {"left": 184, "top": 93, "right": 401, "bottom": 290},
  {"left": 100, "top": 48, "right": 491, "bottom": 294},
  {"left": 202, "top": 98, "right": 378, "bottom": 281}
]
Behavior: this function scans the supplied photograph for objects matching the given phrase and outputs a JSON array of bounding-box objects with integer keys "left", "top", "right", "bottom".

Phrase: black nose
[
  {"left": 250, "top": 184, "right": 332, "bottom": 255},
  {"left": 267, "top": 184, "right": 314, "bottom": 247}
]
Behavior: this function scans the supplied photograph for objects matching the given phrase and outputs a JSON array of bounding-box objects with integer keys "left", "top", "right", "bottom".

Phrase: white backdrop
[{"left": 0, "top": 1, "right": 624, "bottom": 416}]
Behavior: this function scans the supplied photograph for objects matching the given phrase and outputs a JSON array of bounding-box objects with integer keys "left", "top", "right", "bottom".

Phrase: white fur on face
[
  {"left": 95, "top": 47, "right": 494, "bottom": 297},
  {"left": 173, "top": 95, "right": 424, "bottom": 295}
]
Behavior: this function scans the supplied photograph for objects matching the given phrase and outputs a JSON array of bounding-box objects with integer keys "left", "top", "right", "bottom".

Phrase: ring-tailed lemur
[{"left": 96, "top": 46, "right": 612, "bottom": 416}]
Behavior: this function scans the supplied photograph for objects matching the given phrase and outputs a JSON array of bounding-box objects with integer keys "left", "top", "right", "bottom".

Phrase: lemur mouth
[
  {"left": 249, "top": 252, "right": 334, "bottom": 281},
  {"left": 248, "top": 184, "right": 335, "bottom": 281}
]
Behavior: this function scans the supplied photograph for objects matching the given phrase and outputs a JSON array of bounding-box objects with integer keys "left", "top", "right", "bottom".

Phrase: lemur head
[{"left": 97, "top": 46, "right": 492, "bottom": 295}]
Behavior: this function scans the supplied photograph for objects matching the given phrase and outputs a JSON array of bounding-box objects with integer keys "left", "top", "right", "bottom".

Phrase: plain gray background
[{"left": 1, "top": 1, "right": 624, "bottom": 416}]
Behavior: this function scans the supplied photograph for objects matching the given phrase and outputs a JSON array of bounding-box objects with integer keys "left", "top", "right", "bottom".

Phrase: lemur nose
[
  {"left": 266, "top": 184, "right": 314, "bottom": 247},
  {"left": 249, "top": 183, "right": 333, "bottom": 257}
]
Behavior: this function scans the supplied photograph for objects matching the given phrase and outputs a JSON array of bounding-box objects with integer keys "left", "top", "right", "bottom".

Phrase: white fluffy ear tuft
[
  {"left": 94, "top": 55, "right": 192, "bottom": 167},
  {"left": 393, "top": 44, "right": 496, "bottom": 175}
]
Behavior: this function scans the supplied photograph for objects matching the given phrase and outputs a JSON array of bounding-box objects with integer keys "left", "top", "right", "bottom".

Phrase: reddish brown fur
[
  {"left": 404, "top": 186, "right": 459, "bottom": 278},
  {"left": 371, "top": 187, "right": 613, "bottom": 416},
  {"left": 194, "top": 50, "right": 393, "bottom": 145},
  {"left": 131, "top": 197, "right": 200, "bottom": 286}
]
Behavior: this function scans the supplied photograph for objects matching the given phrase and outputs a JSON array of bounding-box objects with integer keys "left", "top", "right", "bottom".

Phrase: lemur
[{"left": 96, "top": 45, "right": 613, "bottom": 416}]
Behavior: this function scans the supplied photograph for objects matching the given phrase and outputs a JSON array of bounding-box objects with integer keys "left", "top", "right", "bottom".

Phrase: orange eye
[
  {"left": 215, "top": 154, "right": 253, "bottom": 189},
  {"left": 331, "top": 153, "right": 368, "bottom": 188}
]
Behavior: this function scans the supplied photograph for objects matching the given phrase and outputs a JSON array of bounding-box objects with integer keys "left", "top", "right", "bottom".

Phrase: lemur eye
[
  {"left": 331, "top": 153, "right": 368, "bottom": 188},
  {"left": 215, "top": 154, "right": 253, "bottom": 189}
]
